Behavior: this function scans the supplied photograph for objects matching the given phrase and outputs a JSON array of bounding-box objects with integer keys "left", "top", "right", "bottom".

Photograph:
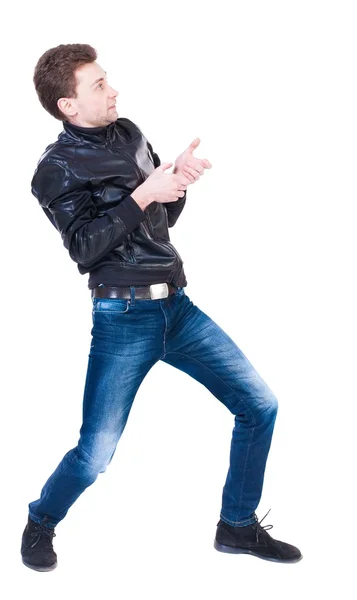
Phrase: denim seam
[
  {"left": 237, "top": 437, "right": 254, "bottom": 520},
  {"left": 159, "top": 303, "right": 169, "bottom": 359}
]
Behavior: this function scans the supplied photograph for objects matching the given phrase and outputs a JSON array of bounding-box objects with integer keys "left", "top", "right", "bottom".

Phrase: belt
[{"left": 91, "top": 282, "right": 178, "bottom": 300}]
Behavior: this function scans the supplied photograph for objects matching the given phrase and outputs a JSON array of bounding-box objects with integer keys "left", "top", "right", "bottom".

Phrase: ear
[{"left": 57, "top": 97, "right": 77, "bottom": 118}]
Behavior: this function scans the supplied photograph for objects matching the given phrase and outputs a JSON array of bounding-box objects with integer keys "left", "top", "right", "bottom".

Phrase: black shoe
[
  {"left": 214, "top": 509, "right": 302, "bottom": 563},
  {"left": 21, "top": 515, "right": 58, "bottom": 571}
]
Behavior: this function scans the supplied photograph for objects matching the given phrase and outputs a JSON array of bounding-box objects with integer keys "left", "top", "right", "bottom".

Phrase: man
[{"left": 21, "top": 43, "right": 302, "bottom": 571}]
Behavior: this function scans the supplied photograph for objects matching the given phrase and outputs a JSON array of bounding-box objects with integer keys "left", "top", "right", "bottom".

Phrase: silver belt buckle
[{"left": 149, "top": 283, "right": 169, "bottom": 299}]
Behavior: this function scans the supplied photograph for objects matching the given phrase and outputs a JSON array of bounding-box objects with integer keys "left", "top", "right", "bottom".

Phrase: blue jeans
[{"left": 28, "top": 286, "right": 278, "bottom": 529}]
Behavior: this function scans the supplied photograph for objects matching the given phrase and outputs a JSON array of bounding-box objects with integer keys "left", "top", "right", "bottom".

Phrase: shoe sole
[
  {"left": 22, "top": 557, "right": 58, "bottom": 571},
  {"left": 214, "top": 540, "right": 303, "bottom": 563}
]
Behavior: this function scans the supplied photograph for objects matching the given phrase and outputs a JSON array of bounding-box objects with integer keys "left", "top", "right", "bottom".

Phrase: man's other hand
[{"left": 173, "top": 138, "right": 212, "bottom": 183}]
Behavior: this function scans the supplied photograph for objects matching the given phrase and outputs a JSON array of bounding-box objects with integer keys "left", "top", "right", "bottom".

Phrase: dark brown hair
[{"left": 33, "top": 43, "right": 97, "bottom": 122}]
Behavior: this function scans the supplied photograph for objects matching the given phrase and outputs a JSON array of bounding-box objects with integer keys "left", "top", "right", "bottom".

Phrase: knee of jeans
[
  {"left": 263, "top": 394, "right": 279, "bottom": 418},
  {"left": 99, "top": 447, "right": 117, "bottom": 473},
  {"left": 77, "top": 442, "right": 116, "bottom": 474}
]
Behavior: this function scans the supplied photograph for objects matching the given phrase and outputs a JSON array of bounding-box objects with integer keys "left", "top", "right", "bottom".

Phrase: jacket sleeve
[
  {"left": 147, "top": 141, "right": 187, "bottom": 228},
  {"left": 31, "top": 161, "right": 146, "bottom": 269}
]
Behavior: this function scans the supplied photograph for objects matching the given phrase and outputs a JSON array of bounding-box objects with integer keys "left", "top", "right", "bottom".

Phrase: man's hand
[
  {"left": 173, "top": 138, "right": 212, "bottom": 183},
  {"left": 131, "top": 162, "right": 190, "bottom": 209}
]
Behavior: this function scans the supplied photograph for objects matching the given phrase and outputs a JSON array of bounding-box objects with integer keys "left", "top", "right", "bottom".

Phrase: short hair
[{"left": 33, "top": 43, "right": 97, "bottom": 122}]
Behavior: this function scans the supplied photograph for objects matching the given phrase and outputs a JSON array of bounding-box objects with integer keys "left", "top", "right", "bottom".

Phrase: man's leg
[
  {"left": 28, "top": 296, "right": 161, "bottom": 528},
  {"left": 159, "top": 288, "right": 278, "bottom": 526}
]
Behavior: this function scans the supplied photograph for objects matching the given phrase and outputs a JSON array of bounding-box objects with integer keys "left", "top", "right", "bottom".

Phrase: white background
[{"left": 1, "top": 0, "right": 356, "bottom": 596}]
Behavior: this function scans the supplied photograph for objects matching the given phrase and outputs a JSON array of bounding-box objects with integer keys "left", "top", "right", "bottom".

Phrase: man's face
[{"left": 58, "top": 61, "right": 118, "bottom": 127}]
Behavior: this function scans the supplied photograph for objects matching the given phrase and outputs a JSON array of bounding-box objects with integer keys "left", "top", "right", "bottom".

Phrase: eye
[{"left": 98, "top": 82, "right": 104, "bottom": 89}]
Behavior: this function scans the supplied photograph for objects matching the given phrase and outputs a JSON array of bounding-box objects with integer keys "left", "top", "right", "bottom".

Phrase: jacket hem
[{"left": 87, "top": 264, "right": 187, "bottom": 289}]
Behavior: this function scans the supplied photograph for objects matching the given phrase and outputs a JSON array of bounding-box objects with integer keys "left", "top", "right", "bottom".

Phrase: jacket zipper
[
  {"left": 126, "top": 236, "right": 137, "bottom": 263},
  {"left": 145, "top": 210, "right": 156, "bottom": 238}
]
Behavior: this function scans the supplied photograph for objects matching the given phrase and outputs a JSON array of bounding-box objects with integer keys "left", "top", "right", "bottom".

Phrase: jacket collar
[{"left": 62, "top": 119, "right": 116, "bottom": 143}]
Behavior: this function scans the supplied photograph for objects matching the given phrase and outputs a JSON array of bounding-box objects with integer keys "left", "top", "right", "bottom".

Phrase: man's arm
[
  {"left": 147, "top": 141, "right": 187, "bottom": 228},
  {"left": 31, "top": 161, "right": 147, "bottom": 269}
]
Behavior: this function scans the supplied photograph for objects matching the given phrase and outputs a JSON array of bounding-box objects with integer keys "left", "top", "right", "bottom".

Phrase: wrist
[{"left": 131, "top": 187, "right": 153, "bottom": 210}]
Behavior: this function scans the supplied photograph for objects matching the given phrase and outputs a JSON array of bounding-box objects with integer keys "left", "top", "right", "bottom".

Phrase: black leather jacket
[{"left": 31, "top": 117, "right": 187, "bottom": 289}]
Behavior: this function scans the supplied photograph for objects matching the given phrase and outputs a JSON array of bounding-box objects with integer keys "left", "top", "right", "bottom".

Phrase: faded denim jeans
[{"left": 28, "top": 286, "right": 278, "bottom": 529}]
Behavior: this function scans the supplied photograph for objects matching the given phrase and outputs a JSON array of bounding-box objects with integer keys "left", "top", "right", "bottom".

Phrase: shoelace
[
  {"left": 251, "top": 508, "right": 274, "bottom": 543},
  {"left": 30, "top": 523, "right": 56, "bottom": 548}
]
